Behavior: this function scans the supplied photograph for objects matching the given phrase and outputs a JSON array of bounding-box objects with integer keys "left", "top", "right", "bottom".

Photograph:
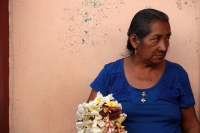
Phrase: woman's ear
[{"left": 129, "top": 34, "right": 139, "bottom": 49}]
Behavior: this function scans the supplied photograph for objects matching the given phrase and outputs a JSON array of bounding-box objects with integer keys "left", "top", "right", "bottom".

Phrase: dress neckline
[{"left": 120, "top": 58, "right": 168, "bottom": 91}]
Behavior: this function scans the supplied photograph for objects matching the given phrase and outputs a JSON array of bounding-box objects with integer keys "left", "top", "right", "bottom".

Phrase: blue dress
[{"left": 90, "top": 58, "right": 195, "bottom": 133}]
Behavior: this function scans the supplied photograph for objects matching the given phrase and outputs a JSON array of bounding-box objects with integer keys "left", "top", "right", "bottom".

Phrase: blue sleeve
[
  {"left": 90, "top": 65, "right": 109, "bottom": 96},
  {"left": 166, "top": 61, "right": 195, "bottom": 108},
  {"left": 179, "top": 71, "right": 195, "bottom": 108}
]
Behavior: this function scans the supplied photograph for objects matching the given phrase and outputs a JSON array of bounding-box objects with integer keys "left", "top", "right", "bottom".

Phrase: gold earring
[{"left": 135, "top": 48, "right": 137, "bottom": 54}]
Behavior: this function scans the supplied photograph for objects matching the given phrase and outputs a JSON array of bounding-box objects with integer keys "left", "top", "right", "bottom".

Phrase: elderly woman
[{"left": 87, "top": 8, "right": 200, "bottom": 132}]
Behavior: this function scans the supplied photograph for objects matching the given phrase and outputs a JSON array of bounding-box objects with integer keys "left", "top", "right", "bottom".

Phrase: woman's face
[{"left": 137, "top": 20, "right": 171, "bottom": 65}]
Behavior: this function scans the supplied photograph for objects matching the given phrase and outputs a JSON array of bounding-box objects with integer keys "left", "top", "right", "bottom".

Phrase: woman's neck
[{"left": 126, "top": 55, "right": 165, "bottom": 72}]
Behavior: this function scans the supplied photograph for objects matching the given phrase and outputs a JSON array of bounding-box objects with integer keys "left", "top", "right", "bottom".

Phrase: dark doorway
[{"left": 0, "top": 0, "right": 9, "bottom": 132}]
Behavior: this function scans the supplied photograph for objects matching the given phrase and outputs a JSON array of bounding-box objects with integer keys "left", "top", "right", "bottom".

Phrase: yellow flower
[
  {"left": 89, "top": 106, "right": 99, "bottom": 111},
  {"left": 87, "top": 102, "right": 100, "bottom": 112},
  {"left": 103, "top": 107, "right": 109, "bottom": 113},
  {"left": 94, "top": 97, "right": 105, "bottom": 106},
  {"left": 94, "top": 92, "right": 105, "bottom": 106},
  {"left": 105, "top": 101, "right": 117, "bottom": 107}
]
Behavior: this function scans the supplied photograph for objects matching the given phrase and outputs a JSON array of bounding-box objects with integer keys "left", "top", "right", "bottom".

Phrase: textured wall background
[{"left": 9, "top": 0, "right": 200, "bottom": 132}]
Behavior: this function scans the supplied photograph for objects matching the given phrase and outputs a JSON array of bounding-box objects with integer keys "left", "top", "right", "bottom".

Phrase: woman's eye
[
  {"left": 152, "top": 38, "right": 159, "bottom": 41},
  {"left": 165, "top": 37, "right": 170, "bottom": 42}
]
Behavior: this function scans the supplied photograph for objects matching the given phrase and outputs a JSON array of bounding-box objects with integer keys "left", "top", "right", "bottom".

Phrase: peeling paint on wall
[
  {"left": 176, "top": 0, "right": 199, "bottom": 11},
  {"left": 176, "top": 0, "right": 182, "bottom": 10},
  {"left": 60, "top": 0, "right": 126, "bottom": 52}
]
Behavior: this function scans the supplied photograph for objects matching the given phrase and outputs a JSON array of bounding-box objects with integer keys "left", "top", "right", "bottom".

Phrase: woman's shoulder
[
  {"left": 104, "top": 58, "right": 123, "bottom": 66},
  {"left": 102, "top": 58, "right": 124, "bottom": 73},
  {"left": 165, "top": 60, "right": 189, "bottom": 83},
  {"left": 166, "top": 60, "right": 186, "bottom": 71}
]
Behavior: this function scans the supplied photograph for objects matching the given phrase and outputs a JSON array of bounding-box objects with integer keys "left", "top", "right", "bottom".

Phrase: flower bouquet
[{"left": 76, "top": 92, "right": 127, "bottom": 133}]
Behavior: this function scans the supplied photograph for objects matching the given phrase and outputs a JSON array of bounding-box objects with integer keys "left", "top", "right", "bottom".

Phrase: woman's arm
[
  {"left": 181, "top": 106, "right": 200, "bottom": 133},
  {"left": 87, "top": 89, "right": 98, "bottom": 102}
]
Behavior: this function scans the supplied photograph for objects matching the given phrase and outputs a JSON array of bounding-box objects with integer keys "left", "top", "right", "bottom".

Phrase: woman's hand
[
  {"left": 87, "top": 89, "right": 122, "bottom": 120},
  {"left": 99, "top": 106, "right": 122, "bottom": 120}
]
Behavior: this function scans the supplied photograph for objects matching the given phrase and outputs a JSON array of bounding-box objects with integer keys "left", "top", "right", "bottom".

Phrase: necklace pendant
[
  {"left": 141, "top": 91, "right": 146, "bottom": 97},
  {"left": 141, "top": 98, "right": 146, "bottom": 103}
]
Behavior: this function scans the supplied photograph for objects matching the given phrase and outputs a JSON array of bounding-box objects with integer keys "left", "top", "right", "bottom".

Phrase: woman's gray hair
[{"left": 126, "top": 8, "right": 170, "bottom": 55}]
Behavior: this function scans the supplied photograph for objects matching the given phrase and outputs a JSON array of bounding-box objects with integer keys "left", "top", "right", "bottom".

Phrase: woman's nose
[{"left": 158, "top": 40, "right": 169, "bottom": 51}]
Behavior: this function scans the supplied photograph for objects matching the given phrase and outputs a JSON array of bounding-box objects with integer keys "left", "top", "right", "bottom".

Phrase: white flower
[
  {"left": 76, "top": 91, "right": 127, "bottom": 133},
  {"left": 77, "top": 128, "right": 85, "bottom": 133},
  {"left": 92, "top": 119, "right": 105, "bottom": 128},
  {"left": 90, "top": 126, "right": 102, "bottom": 133},
  {"left": 77, "top": 103, "right": 91, "bottom": 120},
  {"left": 94, "top": 92, "right": 105, "bottom": 106},
  {"left": 105, "top": 101, "right": 118, "bottom": 107},
  {"left": 104, "top": 93, "right": 114, "bottom": 103},
  {"left": 86, "top": 101, "right": 100, "bottom": 112},
  {"left": 76, "top": 121, "right": 84, "bottom": 129}
]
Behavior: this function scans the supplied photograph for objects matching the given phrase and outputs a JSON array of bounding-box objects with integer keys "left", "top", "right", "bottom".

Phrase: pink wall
[{"left": 9, "top": 0, "right": 200, "bottom": 132}]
